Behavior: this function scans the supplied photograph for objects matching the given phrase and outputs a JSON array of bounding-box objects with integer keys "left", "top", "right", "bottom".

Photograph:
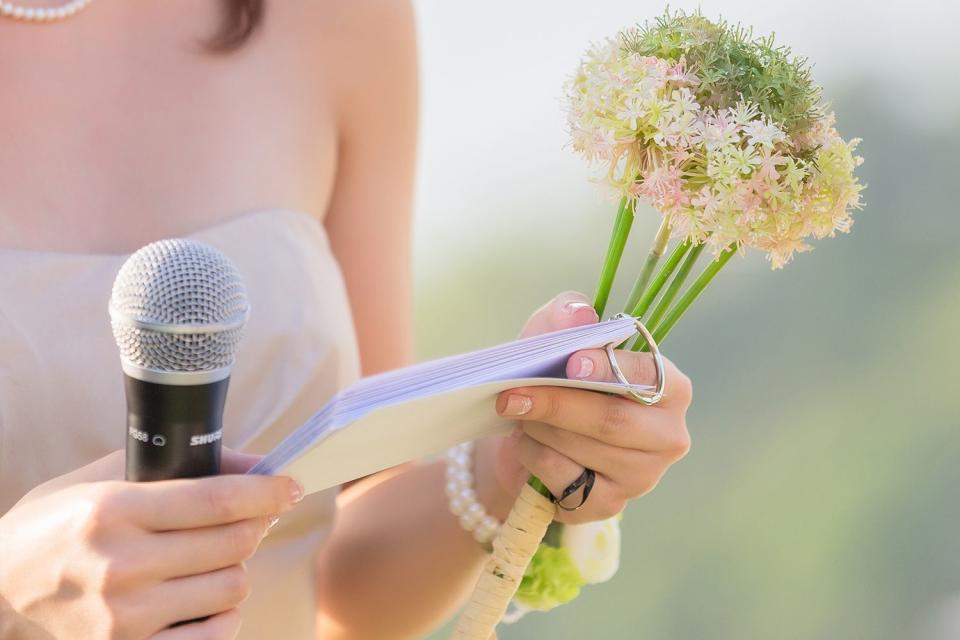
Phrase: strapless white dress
[{"left": 0, "top": 209, "right": 361, "bottom": 639}]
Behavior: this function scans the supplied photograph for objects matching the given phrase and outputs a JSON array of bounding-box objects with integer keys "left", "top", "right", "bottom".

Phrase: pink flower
[
  {"left": 633, "top": 163, "right": 690, "bottom": 212},
  {"left": 757, "top": 150, "right": 788, "bottom": 181},
  {"left": 734, "top": 181, "right": 764, "bottom": 223},
  {"left": 665, "top": 57, "right": 700, "bottom": 87},
  {"left": 691, "top": 186, "right": 721, "bottom": 217}
]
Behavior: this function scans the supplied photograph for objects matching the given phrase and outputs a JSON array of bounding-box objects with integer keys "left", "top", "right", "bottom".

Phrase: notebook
[{"left": 247, "top": 315, "right": 650, "bottom": 494}]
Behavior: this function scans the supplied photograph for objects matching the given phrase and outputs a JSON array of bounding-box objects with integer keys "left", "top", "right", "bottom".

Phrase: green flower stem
[
  {"left": 628, "top": 240, "right": 691, "bottom": 320},
  {"left": 623, "top": 217, "right": 672, "bottom": 314},
  {"left": 632, "top": 242, "right": 704, "bottom": 351},
  {"left": 631, "top": 244, "right": 706, "bottom": 351},
  {"left": 647, "top": 243, "right": 705, "bottom": 326},
  {"left": 592, "top": 197, "right": 634, "bottom": 317},
  {"left": 528, "top": 474, "right": 553, "bottom": 500},
  {"left": 649, "top": 244, "right": 737, "bottom": 346}
]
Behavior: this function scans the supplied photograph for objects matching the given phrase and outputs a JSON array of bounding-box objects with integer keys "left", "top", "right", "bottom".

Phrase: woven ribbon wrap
[{"left": 452, "top": 483, "right": 557, "bottom": 639}]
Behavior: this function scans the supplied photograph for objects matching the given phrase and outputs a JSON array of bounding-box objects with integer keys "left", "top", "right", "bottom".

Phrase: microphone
[{"left": 109, "top": 239, "right": 249, "bottom": 482}]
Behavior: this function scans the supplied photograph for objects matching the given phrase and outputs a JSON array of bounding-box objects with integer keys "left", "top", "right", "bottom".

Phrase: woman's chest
[{"left": 0, "top": 2, "right": 338, "bottom": 253}]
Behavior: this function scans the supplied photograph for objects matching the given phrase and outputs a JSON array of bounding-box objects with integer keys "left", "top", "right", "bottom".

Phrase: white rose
[{"left": 559, "top": 517, "right": 621, "bottom": 584}]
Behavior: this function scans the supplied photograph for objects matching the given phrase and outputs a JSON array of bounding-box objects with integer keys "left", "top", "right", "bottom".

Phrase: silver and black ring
[{"left": 550, "top": 468, "right": 596, "bottom": 512}]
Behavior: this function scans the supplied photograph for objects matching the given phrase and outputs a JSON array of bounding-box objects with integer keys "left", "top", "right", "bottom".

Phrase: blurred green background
[{"left": 414, "top": 1, "right": 959, "bottom": 638}]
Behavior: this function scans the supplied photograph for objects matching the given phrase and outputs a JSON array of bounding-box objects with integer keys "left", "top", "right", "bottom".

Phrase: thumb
[{"left": 519, "top": 291, "right": 599, "bottom": 338}]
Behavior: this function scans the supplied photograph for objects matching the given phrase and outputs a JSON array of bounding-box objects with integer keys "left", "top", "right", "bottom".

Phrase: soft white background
[{"left": 412, "top": 0, "right": 959, "bottom": 276}]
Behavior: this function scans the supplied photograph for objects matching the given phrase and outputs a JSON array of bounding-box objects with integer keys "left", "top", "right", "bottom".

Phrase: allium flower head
[{"left": 565, "top": 9, "right": 865, "bottom": 268}]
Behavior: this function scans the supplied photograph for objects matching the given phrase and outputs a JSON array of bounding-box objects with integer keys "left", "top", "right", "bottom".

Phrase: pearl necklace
[{"left": 0, "top": 0, "right": 92, "bottom": 22}]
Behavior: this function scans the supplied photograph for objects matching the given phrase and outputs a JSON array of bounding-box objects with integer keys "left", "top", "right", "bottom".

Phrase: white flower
[
  {"left": 664, "top": 110, "right": 699, "bottom": 146},
  {"left": 559, "top": 517, "right": 621, "bottom": 584},
  {"left": 616, "top": 97, "right": 646, "bottom": 130},
  {"left": 694, "top": 117, "right": 738, "bottom": 152},
  {"left": 729, "top": 100, "right": 759, "bottom": 126},
  {"left": 743, "top": 120, "right": 787, "bottom": 149},
  {"left": 726, "top": 145, "right": 762, "bottom": 175},
  {"left": 670, "top": 87, "right": 700, "bottom": 115}
]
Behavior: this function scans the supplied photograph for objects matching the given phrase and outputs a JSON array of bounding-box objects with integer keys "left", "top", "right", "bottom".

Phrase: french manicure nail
[
  {"left": 574, "top": 355, "right": 595, "bottom": 379},
  {"left": 501, "top": 394, "right": 533, "bottom": 416},
  {"left": 289, "top": 478, "right": 304, "bottom": 504},
  {"left": 564, "top": 301, "right": 593, "bottom": 314}
]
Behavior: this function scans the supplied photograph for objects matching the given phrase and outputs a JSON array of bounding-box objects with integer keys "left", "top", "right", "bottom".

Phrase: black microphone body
[{"left": 124, "top": 375, "right": 229, "bottom": 482}]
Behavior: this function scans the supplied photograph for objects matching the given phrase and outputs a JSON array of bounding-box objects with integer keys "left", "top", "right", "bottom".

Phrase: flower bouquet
[{"left": 453, "top": 10, "right": 863, "bottom": 638}]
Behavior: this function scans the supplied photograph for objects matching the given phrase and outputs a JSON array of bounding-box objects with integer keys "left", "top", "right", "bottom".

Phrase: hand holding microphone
[
  {"left": 0, "top": 448, "right": 302, "bottom": 640},
  {"left": 0, "top": 239, "right": 304, "bottom": 639}
]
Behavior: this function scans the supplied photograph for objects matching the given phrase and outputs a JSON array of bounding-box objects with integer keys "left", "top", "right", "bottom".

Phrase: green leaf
[{"left": 513, "top": 544, "right": 588, "bottom": 612}]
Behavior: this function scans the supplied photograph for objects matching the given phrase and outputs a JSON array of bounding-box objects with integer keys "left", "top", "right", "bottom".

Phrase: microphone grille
[{"left": 109, "top": 239, "right": 249, "bottom": 380}]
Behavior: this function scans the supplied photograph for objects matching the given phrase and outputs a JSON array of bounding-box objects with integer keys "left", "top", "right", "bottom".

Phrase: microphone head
[{"left": 109, "top": 239, "right": 249, "bottom": 385}]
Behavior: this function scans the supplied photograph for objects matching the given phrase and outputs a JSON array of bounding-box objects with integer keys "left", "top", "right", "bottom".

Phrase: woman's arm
[
  {"left": 316, "top": 3, "right": 692, "bottom": 638},
  {"left": 315, "top": 452, "right": 511, "bottom": 639},
  {"left": 317, "top": 1, "right": 499, "bottom": 636},
  {"left": 321, "top": 0, "right": 417, "bottom": 379}
]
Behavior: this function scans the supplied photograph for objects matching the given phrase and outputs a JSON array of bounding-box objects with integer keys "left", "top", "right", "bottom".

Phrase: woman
[{"left": 0, "top": 1, "right": 693, "bottom": 638}]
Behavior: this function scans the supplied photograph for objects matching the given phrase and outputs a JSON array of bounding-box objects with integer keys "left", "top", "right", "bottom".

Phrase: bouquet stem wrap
[{"left": 451, "top": 483, "right": 556, "bottom": 639}]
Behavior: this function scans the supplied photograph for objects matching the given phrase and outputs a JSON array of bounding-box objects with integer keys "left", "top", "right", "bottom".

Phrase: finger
[
  {"left": 566, "top": 348, "right": 692, "bottom": 407},
  {"left": 497, "top": 387, "right": 685, "bottom": 451},
  {"left": 519, "top": 291, "right": 598, "bottom": 338},
  {"left": 145, "top": 516, "right": 272, "bottom": 579},
  {"left": 149, "top": 608, "right": 242, "bottom": 640},
  {"left": 124, "top": 474, "right": 302, "bottom": 531},
  {"left": 495, "top": 428, "right": 539, "bottom": 496},
  {"left": 567, "top": 347, "right": 659, "bottom": 386},
  {"left": 521, "top": 422, "right": 682, "bottom": 497},
  {"left": 514, "top": 434, "right": 626, "bottom": 524},
  {"left": 220, "top": 448, "right": 264, "bottom": 474},
  {"left": 149, "top": 565, "right": 251, "bottom": 628}
]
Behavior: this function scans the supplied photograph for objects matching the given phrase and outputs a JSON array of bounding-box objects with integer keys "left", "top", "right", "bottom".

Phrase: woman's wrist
[
  {"left": 445, "top": 442, "right": 501, "bottom": 543},
  {"left": 443, "top": 435, "right": 517, "bottom": 546},
  {"left": 471, "top": 436, "right": 517, "bottom": 522}
]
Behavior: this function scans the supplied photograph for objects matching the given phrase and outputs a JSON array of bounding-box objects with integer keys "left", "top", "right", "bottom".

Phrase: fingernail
[
  {"left": 267, "top": 515, "right": 280, "bottom": 532},
  {"left": 500, "top": 394, "right": 533, "bottom": 417},
  {"left": 564, "top": 301, "right": 598, "bottom": 321},
  {"left": 289, "top": 478, "right": 304, "bottom": 504},
  {"left": 574, "top": 355, "right": 595, "bottom": 379},
  {"left": 564, "top": 301, "right": 592, "bottom": 314}
]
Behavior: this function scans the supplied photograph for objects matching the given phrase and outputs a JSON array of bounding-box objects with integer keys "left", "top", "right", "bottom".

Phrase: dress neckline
[{"left": 0, "top": 208, "right": 322, "bottom": 260}]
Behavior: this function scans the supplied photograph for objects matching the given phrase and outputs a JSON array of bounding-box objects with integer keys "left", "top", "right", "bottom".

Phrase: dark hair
[{"left": 208, "top": 0, "right": 264, "bottom": 52}]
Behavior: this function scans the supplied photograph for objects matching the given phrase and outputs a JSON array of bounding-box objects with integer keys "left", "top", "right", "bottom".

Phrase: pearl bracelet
[{"left": 444, "top": 441, "right": 501, "bottom": 544}]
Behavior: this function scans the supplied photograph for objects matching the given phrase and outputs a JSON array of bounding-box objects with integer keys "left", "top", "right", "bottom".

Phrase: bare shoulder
[
  {"left": 309, "top": 0, "right": 416, "bottom": 40},
  {"left": 271, "top": 0, "right": 418, "bottom": 112},
  {"left": 268, "top": 0, "right": 416, "bottom": 44}
]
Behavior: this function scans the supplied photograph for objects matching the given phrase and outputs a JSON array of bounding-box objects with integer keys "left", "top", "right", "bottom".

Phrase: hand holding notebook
[{"left": 248, "top": 315, "right": 654, "bottom": 493}]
